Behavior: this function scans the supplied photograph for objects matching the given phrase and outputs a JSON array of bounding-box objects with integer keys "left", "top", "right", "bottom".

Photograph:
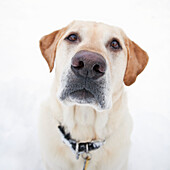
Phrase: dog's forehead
[{"left": 67, "top": 21, "right": 125, "bottom": 41}]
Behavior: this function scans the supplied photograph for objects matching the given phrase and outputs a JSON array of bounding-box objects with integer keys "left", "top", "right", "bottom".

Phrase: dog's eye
[
  {"left": 66, "top": 34, "right": 78, "bottom": 42},
  {"left": 110, "top": 40, "right": 121, "bottom": 50}
]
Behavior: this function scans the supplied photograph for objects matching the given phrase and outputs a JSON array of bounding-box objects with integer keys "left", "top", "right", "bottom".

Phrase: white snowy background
[{"left": 0, "top": 0, "right": 170, "bottom": 169}]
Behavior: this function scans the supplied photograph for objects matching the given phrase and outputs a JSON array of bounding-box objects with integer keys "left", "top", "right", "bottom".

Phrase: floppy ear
[
  {"left": 39, "top": 27, "right": 67, "bottom": 72},
  {"left": 124, "top": 39, "right": 149, "bottom": 86}
]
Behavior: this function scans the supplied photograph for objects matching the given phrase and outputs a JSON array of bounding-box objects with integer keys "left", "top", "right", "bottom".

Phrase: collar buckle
[{"left": 58, "top": 125, "right": 105, "bottom": 160}]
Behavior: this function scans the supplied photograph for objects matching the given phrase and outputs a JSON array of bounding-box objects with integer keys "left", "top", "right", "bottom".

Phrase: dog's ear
[
  {"left": 39, "top": 27, "right": 67, "bottom": 72},
  {"left": 123, "top": 39, "right": 149, "bottom": 86}
]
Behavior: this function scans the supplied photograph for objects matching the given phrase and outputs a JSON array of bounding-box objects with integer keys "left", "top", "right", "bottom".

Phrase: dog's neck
[{"left": 51, "top": 85, "right": 127, "bottom": 142}]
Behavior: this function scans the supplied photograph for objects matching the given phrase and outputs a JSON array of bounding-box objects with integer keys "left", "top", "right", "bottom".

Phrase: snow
[{"left": 0, "top": 0, "right": 170, "bottom": 169}]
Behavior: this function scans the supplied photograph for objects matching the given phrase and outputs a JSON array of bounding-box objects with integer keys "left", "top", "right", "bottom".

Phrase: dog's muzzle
[{"left": 60, "top": 50, "right": 108, "bottom": 109}]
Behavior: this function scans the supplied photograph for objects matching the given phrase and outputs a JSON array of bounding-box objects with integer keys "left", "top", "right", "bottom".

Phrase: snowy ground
[{"left": 0, "top": 0, "right": 170, "bottom": 169}]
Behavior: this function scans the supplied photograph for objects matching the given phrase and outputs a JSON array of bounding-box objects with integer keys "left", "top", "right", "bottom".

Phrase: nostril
[
  {"left": 72, "top": 61, "right": 84, "bottom": 69},
  {"left": 93, "top": 64, "right": 101, "bottom": 73},
  {"left": 93, "top": 64, "right": 105, "bottom": 73},
  {"left": 78, "top": 61, "right": 84, "bottom": 69}
]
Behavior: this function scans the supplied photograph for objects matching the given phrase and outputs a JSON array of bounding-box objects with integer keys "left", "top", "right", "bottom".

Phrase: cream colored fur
[{"left": 38, "top": 21, "right": 148, "bottom": 170}]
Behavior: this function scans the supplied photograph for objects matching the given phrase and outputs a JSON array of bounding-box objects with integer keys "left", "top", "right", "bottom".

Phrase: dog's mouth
[
  {"left": 59, "top": 72, "right": 108, "bottom": 109},
  {"left": 69, "top": 88, "right": 95, "bottom": 104}
]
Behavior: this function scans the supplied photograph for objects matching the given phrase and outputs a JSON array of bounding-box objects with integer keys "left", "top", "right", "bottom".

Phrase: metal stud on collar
[{"left": 76, "top": 142, "right": 80, "bottom": 159}]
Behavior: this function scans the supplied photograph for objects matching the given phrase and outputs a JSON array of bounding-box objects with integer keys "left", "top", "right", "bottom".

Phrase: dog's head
[{"left": 39, "top": 21, "right": 148, "bottom": 111}]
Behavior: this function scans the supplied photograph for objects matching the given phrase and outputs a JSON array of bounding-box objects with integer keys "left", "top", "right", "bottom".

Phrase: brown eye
[
  {"left": 66, "top": 34, "right": 78, "bottom": 42},
  {"left": 110, "top": 40, "right": 121, "bottom": 50}
]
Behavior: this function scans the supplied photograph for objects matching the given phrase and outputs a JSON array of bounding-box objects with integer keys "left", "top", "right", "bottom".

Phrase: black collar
[{"left": 58, "top": 125, "right": 105, "bottom": 159}]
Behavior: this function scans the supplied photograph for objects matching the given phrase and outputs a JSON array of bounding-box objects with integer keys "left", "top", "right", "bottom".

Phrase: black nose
[{"left": 71, "top": 50, "right": 106, "bottom": 79}]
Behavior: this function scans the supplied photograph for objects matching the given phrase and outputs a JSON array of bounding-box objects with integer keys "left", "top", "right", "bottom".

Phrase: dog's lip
[{"left": 69, "top": 88, "right": 95, "bottom": 100}]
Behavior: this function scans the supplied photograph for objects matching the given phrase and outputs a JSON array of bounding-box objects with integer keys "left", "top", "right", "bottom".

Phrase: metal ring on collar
[{"left": 82, "top": 152, "right": 92, "bottom": 160}]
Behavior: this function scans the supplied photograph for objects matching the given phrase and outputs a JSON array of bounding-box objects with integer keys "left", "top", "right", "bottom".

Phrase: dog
[{"left": 38, "top": 20, "right": 148, "bottom": 170}]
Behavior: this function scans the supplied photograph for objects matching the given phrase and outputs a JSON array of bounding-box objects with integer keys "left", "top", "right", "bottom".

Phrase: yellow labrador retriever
[{"left": 39, "top": 20, "right": 148, "bottom": 170}]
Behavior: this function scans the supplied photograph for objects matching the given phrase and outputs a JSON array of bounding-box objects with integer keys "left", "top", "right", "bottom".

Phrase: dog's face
[{"left": 40, "top": 21, "right": 148, "bottom": 111}]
